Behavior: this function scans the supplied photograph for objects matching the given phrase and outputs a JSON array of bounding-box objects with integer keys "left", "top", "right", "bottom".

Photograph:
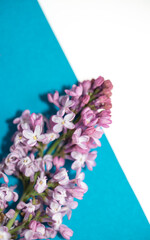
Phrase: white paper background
[{"left": 38, "top": 0, "right": 150, "bottom": 222}]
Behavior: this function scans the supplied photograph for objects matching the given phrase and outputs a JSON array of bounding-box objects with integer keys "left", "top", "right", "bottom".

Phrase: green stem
[
  {"left": 32, "top": 210, "right": 41, "bottom": 221},
  {"left": 9, "top": 214, "right": 33, "bottom": 234},
  {"left": 7, "top": 180, "right": 57, "bottom": 231},
  {"left": 6, "top": 183, "right": 33, "bottom": 230},
  {"left": 6, "top": 209, "right": 20, "bottom": 230},
  {"left": 9, "top": 220, "right": 26, "bottom": 234},
  {"left": 46, "top": 135, "right": 64, "bottom": 155},
  {"left": 37, "top": 143, "right": 45, "bottom": 157}
]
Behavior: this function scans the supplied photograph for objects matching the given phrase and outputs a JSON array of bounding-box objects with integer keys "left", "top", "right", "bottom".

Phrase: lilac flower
[
  {"left": 94, "top": 95, "right": 108, "bottom": 108},
  {"left": 23, "top": 125, "right": 43, "bottom": 146},
  {"left": 0, "top": 184, "right": 18, "bottom": 210},
  {"left": 80, "top": 95, "right": 90, "bottom": 108},
  {"left": 36, "top": 154, "right": 53, "bottom": 172},
  {"left": 30, "top": 113, "right": 44, "bottom": 128},
  {"left": 13, "top": 110, "right": 30, "bottom": 130},
  {"left": 85, "top": 126, "right": 103, "bottom": 147},
  {"left": 53, "top": 168, "right": 69, "bottom": 185},
  {"left": 52, "top": 213, "right": 62, "bottom": 230},
  {"left": 65, "top": 84, "right": 83, "bottom": 97},
  {"left": 32, "top": 222, "right": 45, "bottom": 236},
  {"left": 81, "top": 80, "right": 91, "bottom": 94},
  {"left": 81, "top": 107, "right": 98, "bottom": 126},
  {"left": 67, "top": 187, "right": 85, "bottom": 200},
  {"left": 58, "top": 96, "right": 75, "bottom": 116},
  {"left": 17, "top": 156, "right": 38, "bottom": 178},
  {"left": 103, "top": 79, "right": 113, "bottom": 89},
  {"left": 53, "top": 157, "right": 65, "bottom": 170},
  {"left": 4, "top": 163, "right": 16, "bottom": 176},
  {"left": 46, "top": 200, "right": 61, "bottom": 216},
  {"left": 65, "top": 144, "right": 88, "bottom": 155},
  {"left": 59, "top": 224, "right": 73, "bottom": 240},
  {"left": 0, "top": 191, "right": 7, "bottom": 210},
  {"left": 97, "top": 110, "right": 112, "bottom": 128},
  {"left": 75, "top": 168, "right": 88, "bottom": 191},
  {"left": 61, "top": 197, "right": 78, "bottom": 220},
  {"left": 13, "top": 132, "right": 23, "bottom": 146},
  {"left": 48, "top": 90, "right": 60, "bottom": 107},
  {"left": 53, "top": 186, "right": 66, "bottom": 205},
  {"left": 100, "top": 80, "right": 113, "bottom": 99},
  {"left": 86, "top": 151, "right": 97, "bottom": 171},
  {"left": 7, "top": 145, "right": 26, "bottom": 165},
  {"left": 39, "top": 131, "right": 59, "bottom": 144},
  {"left": 0, "top": 171, "right": 8, "bottom": 184},
  {"left": 96, "top": 97, "right": 112, "bottom": 110},
  {"left": 17, "top": 200, "right": 40, "bottom": 220},
  {"left": 1, "top": 77, "right": 113, "bottom": 239},
  {"left": 0, "top": 227, "right": 11, "bottom": 240},
  {"left": 52, "top": 113, "right": 75, "bottom": 133},
  {"left": 72, "top": 128, "right": 89, "bottom": 149},
  {"left": 92, "top": 76, "right": 104, "bottom": 89},
  {"left": 5, "top": 151, "right": 20, "bottom": 169},
  {"left": 34, "top": 174, "right": 47, "bottom": 194},
  {"left": 71, "top": 152, "right": 86, "bottom": 170},
  {"left": 45, "top": 227, "right": 57, "bottom": 239},
  {"left": 6, "top": 209, "right": 15, "bottom": 219},
  {"left": 21, "top": 221, "right": 46, "bottom": 240},
  {"left": 22, "top": 229, "right": 37, "bottom": 240},
  {"left": 0, "top": 184, "right": 18, "bottom": 203}
]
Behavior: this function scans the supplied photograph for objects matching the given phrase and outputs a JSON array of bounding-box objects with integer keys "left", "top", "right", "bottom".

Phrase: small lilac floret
[
  {"left": 71, "top": 152, "right": 86, "bottom": 170},
  {"left": 58, "top": 96, "right": 75, "bottom": 116},
  {"left": 53, "top": 168, "right": 69, "bottom": 185},
  {"left": 34, "top": 174, "right": 48, "bottom": 194},
  {"left": 0, "top": 226, "right": 11, "bottom": 240},
  {"left": 59, "top": 225, "right": 73, "bottom": 240},
  {"left": 52, "top": 113, "right": 75, "bottom": 133},
  {"left": 72, "top": 128, "right": 89, "bottom": 149},
  {"left": 23, "top": 125, "right": 43, "bottom": 146}
]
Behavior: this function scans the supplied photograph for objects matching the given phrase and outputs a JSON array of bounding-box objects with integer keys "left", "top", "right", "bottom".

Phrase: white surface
[{"left": 38, "top": 0, "right": 150, "bottom": 222}]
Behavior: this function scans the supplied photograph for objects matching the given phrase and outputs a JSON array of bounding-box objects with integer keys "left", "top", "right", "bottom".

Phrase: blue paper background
[{"left": 0, "top": 0, "right": 150, "bottom": 239}]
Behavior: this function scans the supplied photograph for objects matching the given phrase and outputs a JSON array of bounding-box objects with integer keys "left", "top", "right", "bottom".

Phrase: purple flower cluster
[{"left": 0, "top": 77, "right": 113, "bottom": 239}]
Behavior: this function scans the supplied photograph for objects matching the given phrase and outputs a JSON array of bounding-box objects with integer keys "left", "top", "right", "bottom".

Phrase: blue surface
[{"left": 0, "top": 0, "right": 150, "bottom": 239}]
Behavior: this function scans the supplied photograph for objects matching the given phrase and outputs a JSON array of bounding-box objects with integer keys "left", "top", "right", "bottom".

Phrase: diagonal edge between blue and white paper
[
  {"left": 38, "top": 0, "right": 150, "bottom": 225},
  {"left": 0, "top": 0, "right": 150, "bottom": 239}
]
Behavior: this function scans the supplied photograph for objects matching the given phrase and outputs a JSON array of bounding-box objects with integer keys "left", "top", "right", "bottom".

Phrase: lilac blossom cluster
[{"left": 0, "top": 77, "right": 113, "bottom": 239}]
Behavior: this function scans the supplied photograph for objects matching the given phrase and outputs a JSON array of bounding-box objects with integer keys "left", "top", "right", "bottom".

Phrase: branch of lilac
[{"left": 0, "top": 77, "right": 113, "bottom": 240}]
